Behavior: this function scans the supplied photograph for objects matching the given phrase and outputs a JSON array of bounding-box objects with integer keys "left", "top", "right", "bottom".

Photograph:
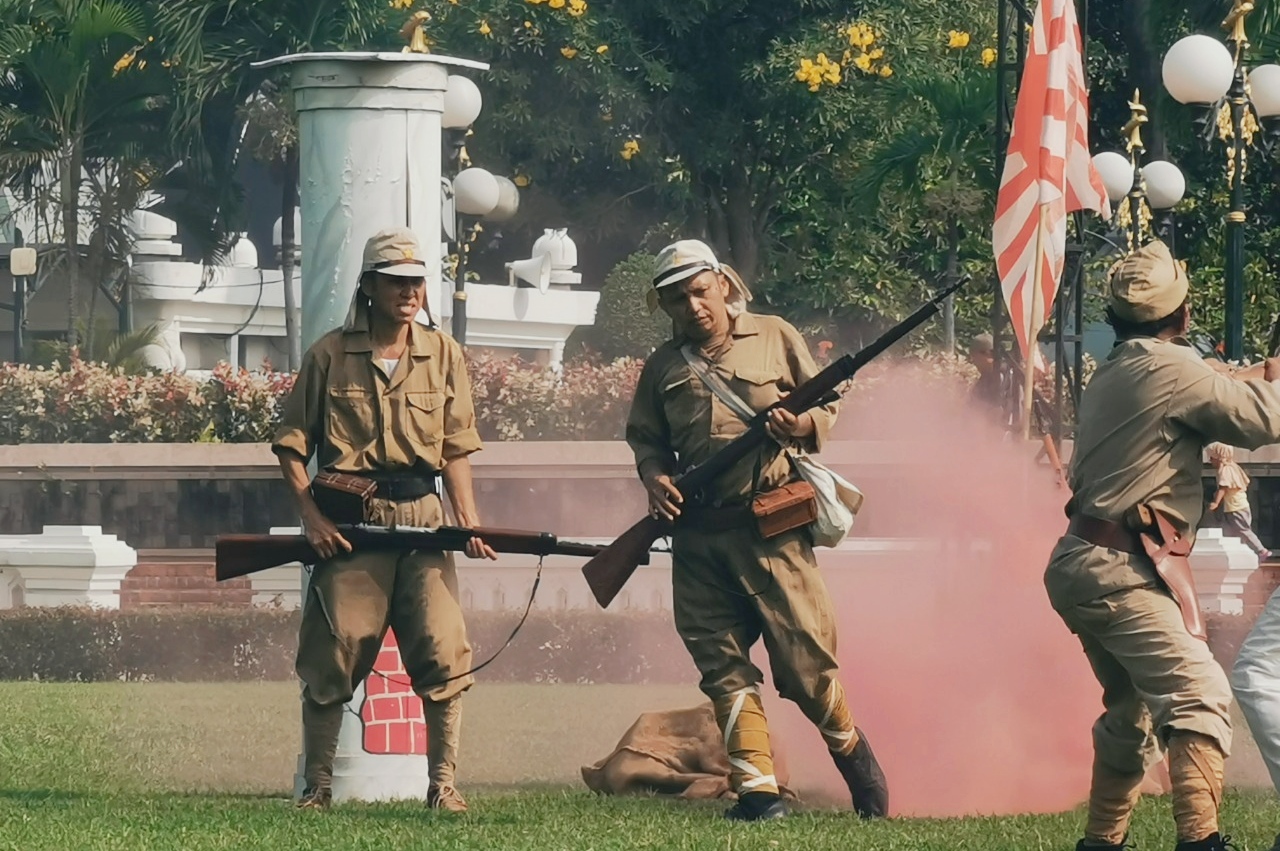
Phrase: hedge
[{"left": 0, "top": 606, "right": 694, "bottom": 684}]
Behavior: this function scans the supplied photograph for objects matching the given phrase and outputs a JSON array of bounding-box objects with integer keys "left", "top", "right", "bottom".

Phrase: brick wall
[{"left": 120, "top": 551, "right": 252, "bottom": 609}]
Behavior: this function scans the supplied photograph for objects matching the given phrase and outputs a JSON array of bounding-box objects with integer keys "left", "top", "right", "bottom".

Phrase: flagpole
[{"left": 1023, "top": 205, "right": 1047, "bottom": 441}]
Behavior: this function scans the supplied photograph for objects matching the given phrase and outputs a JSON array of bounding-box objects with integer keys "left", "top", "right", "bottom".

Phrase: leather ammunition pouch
[
  {"left": 751, "top": 480, "right": 818, "bottom": 539},
  {"left": 1067, "top": 506, "right": 1206, "bottom": 641},
  {"left": 311, "top": 472, "right": 377, "bottom": 525}
]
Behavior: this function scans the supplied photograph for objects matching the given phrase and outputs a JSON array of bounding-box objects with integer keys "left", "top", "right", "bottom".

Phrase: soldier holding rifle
[
  {"left": 272, "top": 227, "right": 495, "bottom": 813},
  {"left": 1047, "top": 241, "right": 1280, "bottom": 851},
  {"left": 624, "top": 239, "right": 889, "bottom": 822}
]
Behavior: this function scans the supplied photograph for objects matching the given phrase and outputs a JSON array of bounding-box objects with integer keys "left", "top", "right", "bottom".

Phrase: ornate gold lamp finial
[{"left": 400, "top": 11, "right": 432, "bottom": 54}]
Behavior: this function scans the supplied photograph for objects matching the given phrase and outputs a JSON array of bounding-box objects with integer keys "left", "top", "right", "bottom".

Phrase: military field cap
[
  {"left": 1108, "top": 240, "right": 1188, "bottom": 323},
  {"left": 361, "top": 227, "right": 429, "bottom": 278},
  {"left": 970, "top": 333, "right": 994, "bottom": 353},
  {"left": 647, "top": 239, "right": 752, "bottom": 314}
]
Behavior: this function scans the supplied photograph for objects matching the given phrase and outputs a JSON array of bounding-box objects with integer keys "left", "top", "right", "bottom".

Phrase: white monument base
[
  {"left": 1191, "top": 527, "right": 1261, "bottom": 615},
  {"left": 0, "top": 525, "right": 136, "bottom": 609}
]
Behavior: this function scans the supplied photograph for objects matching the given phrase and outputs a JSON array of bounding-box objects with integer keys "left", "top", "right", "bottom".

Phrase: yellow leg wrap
[
  {"left": 712, "top": 687, "right": 779, "bottom": 796},
  {"left": 803, "top": 679, "right": 860, "bottom": 756},
  {"left": 1168, "top": 732, "right": 1224, "bottom": 843},
  {"left": 1083, "top": 756, "right": 1145, "bottom": 846}
]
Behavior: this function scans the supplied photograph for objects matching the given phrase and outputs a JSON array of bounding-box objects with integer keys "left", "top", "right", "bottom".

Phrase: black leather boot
[
  {"left": 829, "top": 727, "right": 889, "bottom": 819},
  {"left": 724, "top": 791, "right": 789, "bottom": 822},
  {"left": 1074, "top": 837, "right": 1130, "bottom": 850},
  {"left": 1174, "top": 833, "right": 1236, "bottom": 851}
]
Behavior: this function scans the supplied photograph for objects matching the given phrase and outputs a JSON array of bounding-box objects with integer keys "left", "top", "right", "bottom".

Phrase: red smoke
[{"left": 761, "top": 368, "right": 1102, "bottom": 817}]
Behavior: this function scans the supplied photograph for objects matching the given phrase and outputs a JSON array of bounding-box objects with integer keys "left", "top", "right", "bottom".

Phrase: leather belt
[
  {"left": 1067, "top": 514, "right": 1144, "bottom": 556},
  {"left": 366, "top": 472, "right": 438, "bottom": 501},
  {"left": 678, "top": 503, "right": 754, "bottom": 533}
]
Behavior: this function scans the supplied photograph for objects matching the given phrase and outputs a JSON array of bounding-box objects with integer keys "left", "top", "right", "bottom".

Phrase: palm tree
[
  {"left": 852, "top": 70, "right": 996, "bottom": 352},
  {"left": 0, "top": 0, "right": 170, "bottom": 345},
  {"left": 156, "top": 0, "right": 396, "bottom": 370}
]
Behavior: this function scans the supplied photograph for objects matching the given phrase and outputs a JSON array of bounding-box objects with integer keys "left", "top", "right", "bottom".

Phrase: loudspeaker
[{"left": 505, "top": 253, "right": 552, "bottom": 293}]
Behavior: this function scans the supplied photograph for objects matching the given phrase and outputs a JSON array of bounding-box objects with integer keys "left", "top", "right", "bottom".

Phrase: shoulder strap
[{"left": 680, "top": 345, "right": 757, "bottom": 424}]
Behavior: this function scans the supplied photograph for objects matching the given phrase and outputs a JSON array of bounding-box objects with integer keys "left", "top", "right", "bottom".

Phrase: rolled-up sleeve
[
  {"left": 441, "top": 342, "right": 483, "bottom": 462},
  {"left": 272, "top": 346, "right": 326, "bottom": 462},
  {"left": 626, "top": 358, "right": 677, "bottom": 478},
  {"left": 780, "top": 322, "right": 838, "bottom": 453},
  {"left": 1170, "top": 358, "right": 1280, "bottom": 449}
]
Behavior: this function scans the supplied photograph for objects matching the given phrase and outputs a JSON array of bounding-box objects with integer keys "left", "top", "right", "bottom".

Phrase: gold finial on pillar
[
  {"left": 400, "top": 11, "right": 433, "bottom": 54},
  {"left": 1223, "top": 0, "right": 1254, "bottom": 53}
]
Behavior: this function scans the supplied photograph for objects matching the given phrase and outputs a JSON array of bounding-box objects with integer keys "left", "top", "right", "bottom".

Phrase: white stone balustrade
[
  {"left": 1189, "top": 528, "right": 1263, "bottom": 615},
  {"left": 0, "top": 526, "right": 136, "bottom": 609}
]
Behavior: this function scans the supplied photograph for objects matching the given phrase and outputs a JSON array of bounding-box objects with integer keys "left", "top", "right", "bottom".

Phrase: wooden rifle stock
[
  {"left": 581, "top": 274, "right": 971, "bottom": 608},
  {"left": 215, "top": 524, "right": 614, "bottom": 582}
]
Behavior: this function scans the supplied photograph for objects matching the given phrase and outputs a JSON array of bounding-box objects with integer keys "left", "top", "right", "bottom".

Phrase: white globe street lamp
[
  {"left": 1141, "top": 161, "right": 1186, "bottom": 211},
  {"left": 442, "top": 75, "right": 483, "bottom": 129},
  {"left": 484, "top": 176, "right": 521, "bottom": 223},
  {"left": 1247, "top": 63, "right": 1280, "bottom": 118},
  {"left": 1162, "top": 35, "right": 1235, "bottom": 105},
  {"left": 453, "top": 167, "right": 500, "bottom": 217},
  {"left": 1091, "top": 151, "right": 1135, "bottom": 205}
]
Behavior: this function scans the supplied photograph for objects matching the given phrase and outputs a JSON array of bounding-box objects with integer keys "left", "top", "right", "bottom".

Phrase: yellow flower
[
  {"left": 596, "top": 44, "right": 609, "bottom": 54},
  {"left": 853, "top": 52, "right": 872, "bottom": 72},
  {"left": 478, "top": 19, "right": 491, "bottom": 35},
  {"left": 112, "top": 49, "right": 137, "bottom": 75},
  {"left": 981, "top": 46, "right": 997, "bottom": 68},
  {"left": 879, "top": 65, "right": 893, "bottom": 78},
  {"left": 868, "top": 47, "right": 884, "bottom": 60},
  {"left": 561, "top": 46, "right": 578, "bottom": 58},
  {"left": 621, "top": 139, "right": 640, "bottom": 161},
  {"left": 568, "top": 0, "right": 587, "bottom": 16},
  {"left": 524, "top": 19, "right": 533, "bottom": 27},
  {"left": 390, "top": 0, "right": 413, "bottom": 8},
  {"left": 526, "top": 0, "right": 547, "bottom": 4},
  {"left": 513, "top": 174, "right": 530, "bottom": 187},
  {"left": 549, "top": 0, "right": 566, "bottom": 7},
  {"left": 845, "top": 22, "right": 876, "bottom": 49},
  {"left": 948, "top": 30, "right": 971, "bottom": 49}
]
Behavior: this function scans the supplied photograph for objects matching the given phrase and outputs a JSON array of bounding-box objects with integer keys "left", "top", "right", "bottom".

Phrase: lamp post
[
  {"left": 1091, "top": 91, "right": 1187, "bottom": 257},
  {"left": 1161, "top": 1, "right": 1280, "bottom": 361},
  {"left": 440, "top": 74, "right": 520, "bottom": 345}
]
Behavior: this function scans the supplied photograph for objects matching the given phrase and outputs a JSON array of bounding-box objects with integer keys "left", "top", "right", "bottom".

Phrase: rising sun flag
[{"left": 992, "top": 0, "right": 1110, "bottom": 432}]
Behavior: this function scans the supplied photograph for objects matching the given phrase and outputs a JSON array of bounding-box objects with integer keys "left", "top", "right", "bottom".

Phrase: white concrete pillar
[
  {"left": 1190, "top": 527, "right": 1262, "bottom": 615},
  {"left": 0, "top": 526, "right": 135, "bottom": 608},
  {"left": 252, "top": 50, "right": 488, "bottom": 804}
]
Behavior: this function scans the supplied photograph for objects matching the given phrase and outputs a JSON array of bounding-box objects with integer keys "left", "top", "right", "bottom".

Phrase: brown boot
[
  {"left": 296, "top": 787, "right": 332, "bottom": 810},
  {"left": 829, "top": 727, "right": 889, "bottom": 819},
  {"left": 426, "top": 783, "right": 468, "bottom": 813},
  {"left": 424, "top": 695, "right": 467, "bottom": 813}
]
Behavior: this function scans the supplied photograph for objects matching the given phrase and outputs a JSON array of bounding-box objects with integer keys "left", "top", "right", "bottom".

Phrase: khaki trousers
[
  {"left": 672, "top": 522, "right": 859, "bottom": 794},
  {"left": 296, "top": 494, "right": 474, "bottom": 707},
  {"left": 1058, "top": 584, "right": 1232, "bottom": 769}
]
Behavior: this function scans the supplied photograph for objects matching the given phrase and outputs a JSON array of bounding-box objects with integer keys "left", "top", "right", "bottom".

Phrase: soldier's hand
[
  {"left": 302, "top": 507, "right": 352, "bottom": 560},
  {"left": 465, "top": 535, "right": 498, "bottom": 561},
  {"left": 765, "top": 407, "right": 814, "bottom": 442},
  {"left": 643, "top": 471, "right": 683, "bottom": 521}
]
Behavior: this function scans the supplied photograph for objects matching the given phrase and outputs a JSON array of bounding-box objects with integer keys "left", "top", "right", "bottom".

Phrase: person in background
[{"left": 1206, "top": 442, "right": 1271, "bottom": 560}]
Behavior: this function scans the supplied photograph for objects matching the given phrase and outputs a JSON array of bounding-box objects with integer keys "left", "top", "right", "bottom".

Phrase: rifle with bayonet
[
  {"left": 215, "top": 524, "right": 620, "bottom": 582},
  {"left": 581, "top": 274, "right": 972, "bottom": 609}
]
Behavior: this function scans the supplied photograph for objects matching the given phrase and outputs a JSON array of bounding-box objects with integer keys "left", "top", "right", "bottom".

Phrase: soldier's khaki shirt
[
  {"left": 1045, "top": 336, "right": 1280, "bottom": 610},
  {"left": 625, "top": 312, "right": 837, "bottom": 506},
  {"left": 272, "top": 318, "right": 483, "bottom": 474}
]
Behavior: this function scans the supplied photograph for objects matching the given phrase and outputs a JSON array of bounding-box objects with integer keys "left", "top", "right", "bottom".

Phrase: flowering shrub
[{"left": 0, "top": 347, "right": 1050, "bottom": 444}]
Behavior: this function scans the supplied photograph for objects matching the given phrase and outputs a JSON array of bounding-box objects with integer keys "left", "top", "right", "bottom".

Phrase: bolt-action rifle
[{"left": 581, "top": 274, "right": 972, "bottom": 608}]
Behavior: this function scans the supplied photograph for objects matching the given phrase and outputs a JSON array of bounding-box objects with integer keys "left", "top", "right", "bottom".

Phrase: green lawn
[{"left": 1, "top": 682, "right": 1280, "bottom": 850}]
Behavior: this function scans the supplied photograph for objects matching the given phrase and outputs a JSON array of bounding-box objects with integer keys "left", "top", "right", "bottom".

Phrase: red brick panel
[
  {"left": 120, "top": 554, "right": 253, "bottom": 609},
  {"left": 359, "top": 630, "right": 427, "bottom": 755}
]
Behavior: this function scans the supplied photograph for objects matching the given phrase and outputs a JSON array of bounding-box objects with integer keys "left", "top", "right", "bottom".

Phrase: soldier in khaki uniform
[
  {"left": 1047, "top": 240, "right": 1280, "bottom": 851},
  {"left": 626, "top": 239, "right": 888, "bottom": 822},
  {"left": 272, "top": 227, "right": 496, "bottom": 813}
]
